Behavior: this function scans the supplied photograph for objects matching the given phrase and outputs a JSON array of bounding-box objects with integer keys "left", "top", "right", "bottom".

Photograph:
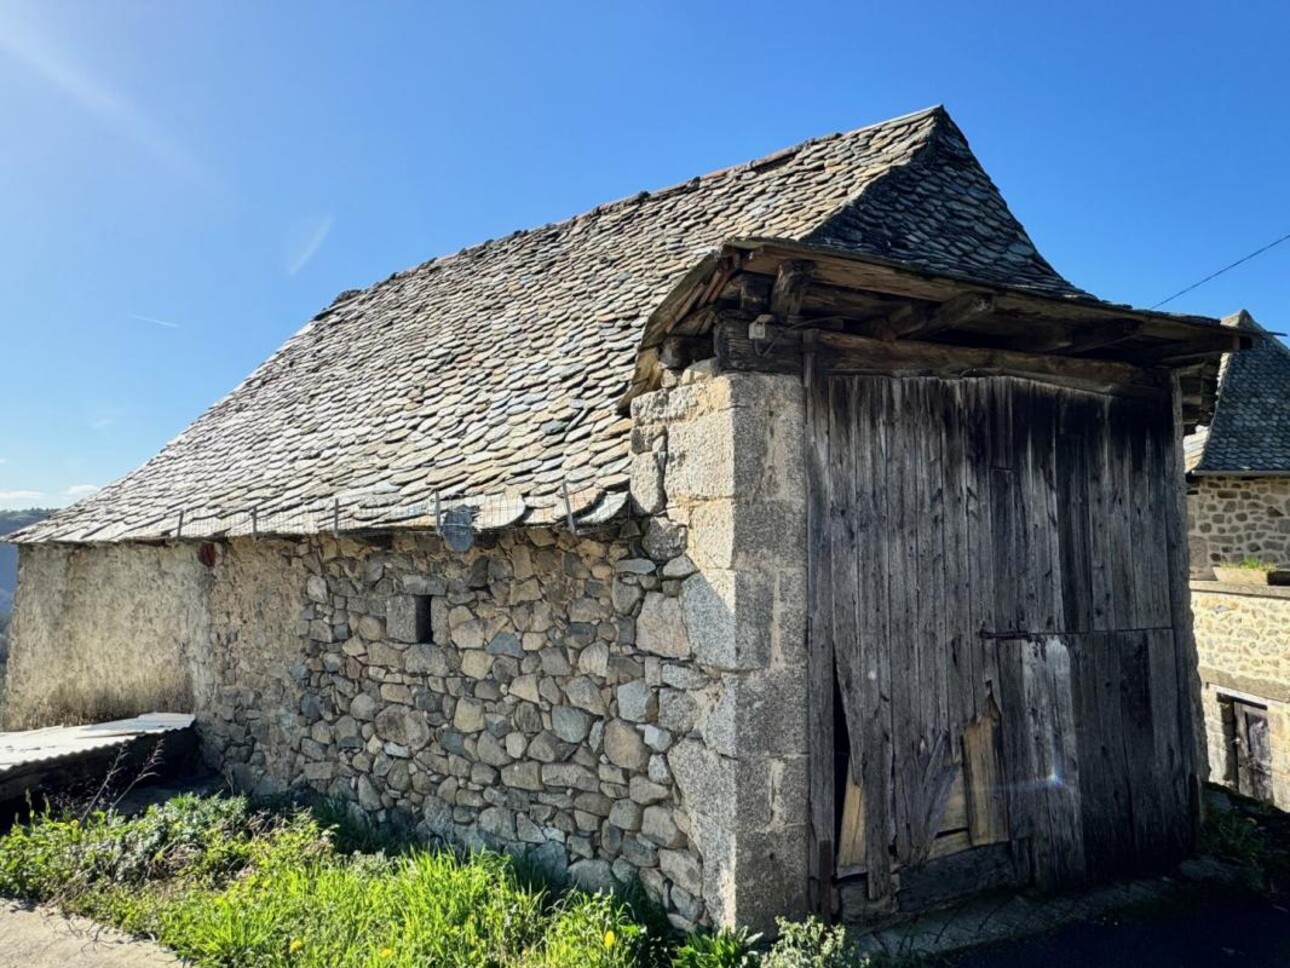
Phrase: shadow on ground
[
  {"left": 945, "top": 788, "right": 1290, "bottom": 967},
  {"left": 948, "top": 892, "right": 1290, "bottom": 967}
]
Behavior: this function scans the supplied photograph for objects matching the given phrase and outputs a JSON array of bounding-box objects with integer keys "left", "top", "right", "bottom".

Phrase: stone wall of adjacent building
[
  {"left": 1192, "top": 581, "right": 1290, "bottom": 808},
  {"left": 1188, "top": 475, "right": 1290, "bottom": 576},
  {"left": 4, "top": 541, "right": 220, "bottom": 729},
  {"left": 3, "top": 365, "right": 812, "bottom": 933}
]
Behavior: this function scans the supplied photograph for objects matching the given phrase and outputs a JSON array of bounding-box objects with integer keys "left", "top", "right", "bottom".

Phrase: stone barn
[{"left": 3, "top": 106, "right": 1251, "bottom": 930}]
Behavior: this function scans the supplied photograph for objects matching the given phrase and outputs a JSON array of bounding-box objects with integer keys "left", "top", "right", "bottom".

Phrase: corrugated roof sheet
[
  {"left": 0, "top": 713, "right": 195, "bottom": 774},
  {"left": 16, "top": 106, "right": 1085, "bottom": 544}
]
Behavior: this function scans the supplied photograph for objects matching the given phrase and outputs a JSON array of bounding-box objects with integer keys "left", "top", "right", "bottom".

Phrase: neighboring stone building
[
  {"left": 1187, "top": 311, "right": 1290, "bottom": 807},
  {"left": 4, "top": 107, "right": 1249, "bottom": 930},
  {"left": 1187, "top": 311, "right": 1290, "bottom": 574}
]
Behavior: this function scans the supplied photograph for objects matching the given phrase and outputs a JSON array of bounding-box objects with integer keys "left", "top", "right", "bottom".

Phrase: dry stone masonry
[
  {"left": 205, "top": 524, "right": 718, "bottom": 926},
  {"left": 1188, "top": 475, "right": 1290, "bottom": 574},
  {"left": 1193, "top": 581, "right": 1290, "bottom": 808}
]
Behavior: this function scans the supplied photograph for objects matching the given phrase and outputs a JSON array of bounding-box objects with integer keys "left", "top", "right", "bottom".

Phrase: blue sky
[{"left": 0, "top": 1, "right": 1287, "bottom": 509}]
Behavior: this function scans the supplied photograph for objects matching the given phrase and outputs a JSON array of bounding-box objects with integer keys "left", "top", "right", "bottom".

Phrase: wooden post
[
  {"left": 176, "top": 509, "right": 184, "bottom": 540},
  {"left": 251, "top": 507, "right": 259, "bottom": 539},
  {"left": 434, "top": 491, "right": 442, "bottom": 533}
]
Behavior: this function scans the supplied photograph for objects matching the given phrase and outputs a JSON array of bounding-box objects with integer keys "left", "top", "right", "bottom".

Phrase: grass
[
  {"left": 1225, "top": 556, "right": 1275, "bottom": 571},
  {"left": 0, "top": 791, "right": 887, "bottom": 967}
]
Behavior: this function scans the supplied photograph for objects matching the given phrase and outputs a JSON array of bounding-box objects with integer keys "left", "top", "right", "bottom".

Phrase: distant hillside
[{"left": 0, "top": 509, "right": 51, "bottom": 616}]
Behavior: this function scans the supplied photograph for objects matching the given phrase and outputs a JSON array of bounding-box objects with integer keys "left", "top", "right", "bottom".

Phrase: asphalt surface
[{"left": 950, "top": 892, "right": 1290, "bottom": 967}]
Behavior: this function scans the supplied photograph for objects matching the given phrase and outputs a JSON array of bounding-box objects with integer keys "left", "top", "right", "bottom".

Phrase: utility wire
[{"left": 1153, "top": 230, "right": 1290, "bottom": 309}]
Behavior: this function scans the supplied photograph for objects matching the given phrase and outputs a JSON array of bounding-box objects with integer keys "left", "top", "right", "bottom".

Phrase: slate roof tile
[
  {"left": 1188, "top": 311, "right": 1290, "bottom": 474},
  {"left": 18, "top": 106, "right": 1084, "bottom": 544}
]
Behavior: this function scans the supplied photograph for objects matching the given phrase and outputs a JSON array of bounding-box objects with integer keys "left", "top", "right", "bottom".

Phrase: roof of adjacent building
[
  {"left": 1187, "top": 311, "right": 1290, "bottom": 475},
  {"left": 16, "top": 106, "right": 1094, "bottom": 544}
]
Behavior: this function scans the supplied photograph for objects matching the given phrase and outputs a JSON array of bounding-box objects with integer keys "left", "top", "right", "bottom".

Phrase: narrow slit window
[{"left": 412, "top": 595, "right": 434, "bottom": 644}]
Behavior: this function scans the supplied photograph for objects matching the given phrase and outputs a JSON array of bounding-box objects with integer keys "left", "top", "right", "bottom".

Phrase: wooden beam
[
  {"left": 659, "top": 335, "right": 704, "bottom": 370},
  {"left": 733, "top": 240, "right": 1235, "bottom": 344},
  {"left": 737, "top": 273, "right": 773, "bottom": 314},
  {"left": 769, "top": 259, "right": 814, "bottom": 322},
  {"left": 1054, "top": 319, "right": 1146, "bottom": 355},
  {"left": 713, "top": 317, "right": 1167, "bottom": 398},
  {"left": 1135, "top": 337, "right": 1243, "bottom": 367},
  {"left": 861, "top": 303, "right": 926, "bottom": 341},
  {"left": 1023, "top": 319, "right": 1146, "bottom": 355},
  {"left": 890, "top": 292, "right": 996, "bottom": 341}
]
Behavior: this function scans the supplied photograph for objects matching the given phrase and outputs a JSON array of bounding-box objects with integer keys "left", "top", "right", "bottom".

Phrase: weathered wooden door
[
  {"left": 1233, "top": 700, "right": 1273, "bottom": 802},
  {"left": 807, "top": 372, "right": 1196, "bottom": 916}
]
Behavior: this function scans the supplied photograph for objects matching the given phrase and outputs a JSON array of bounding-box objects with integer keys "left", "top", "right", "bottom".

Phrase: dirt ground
[{"left": 0, "top": 902, "right": 176, "bottom": 968}]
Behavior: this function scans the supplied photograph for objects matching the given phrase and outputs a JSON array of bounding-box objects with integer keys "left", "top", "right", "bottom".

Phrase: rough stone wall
[
  {"left": 1192, "top": 582, "right": 1290, "bottom": 808},
  {"left": 1188, "top": 475, "right": 1290, "bottom": 576},
  {"left": 4, "top": 543, "right": 213, "bottom": 729},
  {"left": 4, "top": 365, "right": 811, "bottom": 933},
  {"left": 199, "top": 524, "right": 723, "bottom": 929}
]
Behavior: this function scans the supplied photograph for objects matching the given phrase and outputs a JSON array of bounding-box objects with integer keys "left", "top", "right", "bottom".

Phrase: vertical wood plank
[
  {"left": 1163, "top": 373, "right": 1203, "bottom": 850},
  {"left": 1140, "top": 399, "right": 1173, "bottom": 628},
  {"left": 1087, "top": 396, "right": 1115, "bottom": 632},
  {"left": 963, "top": 700, "right": 1009, "bottom": 845},
  {"left": 1118, "top": 628, "right": 1168, "bottom": 867},
  {"left": 1056, "top": 392, "right": 1094, "bottom": 634},
  {"left": 1107, "top": 398, "right": 1139, "bottom": 630},
  {"left": 943, "top": 381, "right": 977, "bottom": 732},
  {"left": 864, "top": 376, "right": 895, "bottom": 899},
  {"left": 1014, "top": 383, "right": 1047, "bottom": 633},
  {"left": 966, "top": 380, "right": 998, "bottom": 721},
  {"left": 1070, "top": 631, "right": 1122, "bottom": 878},
  {"left": 829, "top": 376, "right": 864, "bottom": 885},
  {"left": 1032, "top": 636, "right": 1086, "bottom": 887},
  {"left": 888, "top": 377, "right": 920, "bottom": 866},
  {"left": 838, "top": 767, "right": 866, "bottom": 872},
  {"left": 911, "top": 380, "right": 954, "bottom": 860},
  {"left": 995, "top": 635, "right": 1035, "bottom": 873},
  {"left": 803, "top": 335, "right": 836, "bottom": 915},
  {"left": 1148, "top": 596, "right": 1189, "bottom": 856}
]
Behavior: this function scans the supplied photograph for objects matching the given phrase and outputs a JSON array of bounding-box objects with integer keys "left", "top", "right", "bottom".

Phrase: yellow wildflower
[
  {"left": 379, "top": 947, "right": 395, "bottom": 959},
  {"left": 289, "top": 938, "right": 304, "bottom": 954},
  {"left": 603, "top": 929, "right": 616, "bottom": 949}
]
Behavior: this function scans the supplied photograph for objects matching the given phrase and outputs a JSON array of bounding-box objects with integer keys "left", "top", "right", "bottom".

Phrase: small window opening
[{"left": 411, "top": 595, "right": 435, "bottom": 644}]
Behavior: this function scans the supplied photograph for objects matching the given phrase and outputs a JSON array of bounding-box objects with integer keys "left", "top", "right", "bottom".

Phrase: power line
[{"left": 1153, "top": 230, "right": 1290, "bottom": 309}]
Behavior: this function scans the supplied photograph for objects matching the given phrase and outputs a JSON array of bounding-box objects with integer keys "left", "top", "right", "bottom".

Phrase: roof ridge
[
  {"left": 798, "top": 107, "right": 950, "bottom": 252},
  {"left": 1221, "top": 310, "right": 1290, "bottom": 365},
  {"left": 321, "top": 106, "right": 949, "bottom": 315}
]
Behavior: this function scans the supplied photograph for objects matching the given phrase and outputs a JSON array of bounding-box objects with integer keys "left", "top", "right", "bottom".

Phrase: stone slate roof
[
  {"left": 1188, "top": 311, "right": 1290, "bottom": 474},
  {"left": 17, "top": 106, "right": 1085, "bottom": 544}
]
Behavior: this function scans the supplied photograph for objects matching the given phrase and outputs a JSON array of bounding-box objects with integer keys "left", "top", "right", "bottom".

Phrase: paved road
[
  {"left": 0, "top": 902, "right": 176, "bottom": 968},
  {"left": 951, "top": 893, "right": 1290, "bottom": 968}
]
